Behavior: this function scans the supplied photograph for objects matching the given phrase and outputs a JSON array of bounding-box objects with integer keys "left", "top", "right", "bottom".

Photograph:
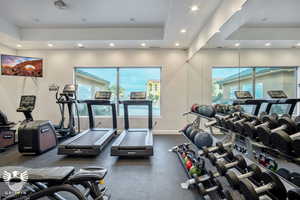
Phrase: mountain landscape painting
[{"left": 1, "top": 55, "right": 43, "bottom": 77}]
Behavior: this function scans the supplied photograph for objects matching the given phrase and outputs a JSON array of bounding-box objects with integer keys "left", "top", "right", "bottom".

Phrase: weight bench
[{"left": 0, "top": 166, "right": 109, "bottom": 200}]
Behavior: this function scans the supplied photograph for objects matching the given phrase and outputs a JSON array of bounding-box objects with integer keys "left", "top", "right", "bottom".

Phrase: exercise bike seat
[
  {"left": 68, "top": 167, "right": 107, "bottom": 182},
  {"left": 0, "top": 166, "right": 75, "bottom": 182}
]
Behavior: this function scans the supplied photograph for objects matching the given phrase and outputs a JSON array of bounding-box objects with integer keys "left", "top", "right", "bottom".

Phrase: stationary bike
[{"left": 49, "top": 84, "right": 80, "bottom": 138}]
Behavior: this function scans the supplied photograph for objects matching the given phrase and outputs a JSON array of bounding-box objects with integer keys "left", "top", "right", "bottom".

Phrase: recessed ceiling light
[
  {"left": 48, "top": 43, "right": 53, "bottom": 47},
  {"left": 33, "top": 18, "right": 40, "bottom": 23},
  {"left": 235, "top": 43, "right": 240, "bottom": 47},
  {"left": 180, "top": 29, "right": 187, "bottom": 34},
  {"left": 175, "top": 42, "right": 180, "bottom": 47},
  {"left": 54, "top": 0, "right": 67, "bottom": 9},
  {"left": 17, "top": 44, "right": 22, "bottom": 48},
  {"left": 109, "top": 43, "right": 115, "bottom": 47},
  {"left": 77, "top": 43, "right": 83, "bottom": 48},
  {"left": 265, "top": 42, "right": 271, "bottom": 47},
  {"left": 190, "top": 5, "right": 199, "bottom": 12},
  {"left": 141, "top": 43, "right": 146, "bottom": 47},
  {"left": 296, "top": 43, "right": 300, "bottom": 46}
]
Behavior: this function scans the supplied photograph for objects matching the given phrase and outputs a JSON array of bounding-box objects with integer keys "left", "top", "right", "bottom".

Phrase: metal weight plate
[
  {"left": 260, "top": 172, "right": 287, "bottom": 200},
  {"left": 224, "top": 190, "right": 245, "bottom": 200},
  {"left": 288, "top": 189, "right": 300, "bottom": 200},
  {"left": 257, "top": 126, "right": 272, "bottom": 146},
  {"left": 270, "top": 130, "right": 293, "bottom": 153}
]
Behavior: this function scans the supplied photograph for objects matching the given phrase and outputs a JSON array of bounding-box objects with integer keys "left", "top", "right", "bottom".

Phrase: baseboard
[{"left": 153, "top": 130, "right": 180, "bottom": 135}]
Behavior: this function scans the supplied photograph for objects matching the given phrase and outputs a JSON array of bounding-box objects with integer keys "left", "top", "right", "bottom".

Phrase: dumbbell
[
  {"left": 202, "top": 141, "right": 233, "bottom": 156},
  {"left": 257, "top": 117, "right": 297, "bottom": 146},
  {"left": 225, "top": 113, "right": 241, "bottom": 130},
  {"left": 243, "top": 117, "right": 262, "bottom": 138},
  {"left": 205, "top": 115, "right": 231, "bottom": 127},
  {"left": 244, "top": 114, "right": 278, "bottom": 140},
  {"left": 270, "top": 128, "right": 300, "bottom": 154},
  {"left": 234, "top": 114, "right": 258, "bottom": 135},
  {"left": 288, "top": 188, "right": 300, "bottom": 200},
  {"left": 198, "top": 178, "right": 224, "bottom": 197},
  {"left": 239, "top": 171, "right": 287, "bottom": 200},
  {"left": 224, "top": 190, "right": 246, "bottom": 200},
  {"left": 207, "top": 149, "right": 235, "bottom": 165},
  {"left": 225, "top": 164, "right": 262, "bottom": 189},
  {"left": 181, "top": 170, "right": 220, "bottom": 189},
  {"left": 215, "top": 155, "right": 247, "bottom": 175}
]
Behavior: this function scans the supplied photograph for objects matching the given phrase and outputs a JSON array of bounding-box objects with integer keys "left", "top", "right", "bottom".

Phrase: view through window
[
  {"left": 212, "top": 67, "right": 297, "bottom": 114},
  {"left": 75, "top": 67, "right": 161, "bottom": 116}
]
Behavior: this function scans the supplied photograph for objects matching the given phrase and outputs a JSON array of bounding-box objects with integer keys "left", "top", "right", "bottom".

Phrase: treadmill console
[
  {"left": 130, "top": 92, "right": 146, "bottom": 100},
  {"left": 234, "top": 91, "right": 253, "bottom": 99},
  {"left": 267, "top": 90, "right": 287, "bottom": 99},
  {"left": 18, "top": 95, "right": 36, "bottom": 112},
  {"left": 95, "top": 91, "right": 112, "bottom": 100}
]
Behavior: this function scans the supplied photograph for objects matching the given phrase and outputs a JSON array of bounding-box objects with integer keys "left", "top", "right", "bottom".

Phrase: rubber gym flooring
[{"left": 0, "top": 135, "right": 199, "bottom": 200}]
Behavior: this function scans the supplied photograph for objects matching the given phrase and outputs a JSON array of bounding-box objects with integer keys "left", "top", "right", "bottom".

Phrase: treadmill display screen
[
  {"left": 95, "top": 91, "right": 112, "bottom": 100},
  {"left": 234, "top": 91, "right": 253, "bottom": 99},
  {"left": 267, "top": 90, "right": 288, "bottom": 99},
  {"left": 130, "top": 92, "right": 146, "bottom": 100}
]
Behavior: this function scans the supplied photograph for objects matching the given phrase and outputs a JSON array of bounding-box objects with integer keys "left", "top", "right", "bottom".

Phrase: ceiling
[
  {"left": 0, "top": 0, "right": 222, "bottom": 50},
  {"left": 0, "top": 0, "right": 168, "bottom": 28},
  {"left": 204, "top": 0, "right": 300, "bottom": 49}
]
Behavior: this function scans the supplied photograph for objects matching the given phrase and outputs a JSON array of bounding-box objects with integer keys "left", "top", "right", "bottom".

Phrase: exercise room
[{"left": 0, "top": 0, "right": 300, "bottom": 199}]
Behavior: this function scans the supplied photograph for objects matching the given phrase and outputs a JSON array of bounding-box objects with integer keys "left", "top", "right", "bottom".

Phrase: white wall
[
  {"left": 0, "top": 43, "right": 17, "bottom": 121},
  {"left": 6, "top": 49, "right": 189, "bottom": 134},
  {"left": 187, "top": 48, "right": 300, "bottom": 106}
]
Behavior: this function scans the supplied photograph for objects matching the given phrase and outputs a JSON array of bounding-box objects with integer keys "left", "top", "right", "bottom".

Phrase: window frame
[{"left": 74, "top": 66, "right": 162, "bottom": 117}]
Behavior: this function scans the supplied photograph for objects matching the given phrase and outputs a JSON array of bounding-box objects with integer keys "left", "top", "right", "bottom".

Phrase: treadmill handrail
[
  {"left": 119, "top": 100, "right": 152, "bottom": 105},
  {"left": 265, "top": 98, "right": 300, "bottom": 115},
  {"left": 78, "top": 99, "right": 113, "bottom": 105},
  {"left": 79, "top": 99, "right": 117, "bottom": 129},
  {"left": 232, "top": 99, "right": 268, "bottom": 116},
  {"left": 120, "top": 100, "right": 153, "bottom": 130}
]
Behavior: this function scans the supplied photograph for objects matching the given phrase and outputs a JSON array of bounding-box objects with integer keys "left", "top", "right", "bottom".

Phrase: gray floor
[{"left": 0, "top": 135, "right": 199, "bottom": 200}]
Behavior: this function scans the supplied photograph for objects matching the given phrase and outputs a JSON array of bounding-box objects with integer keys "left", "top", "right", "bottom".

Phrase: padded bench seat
[{"left": 0, "top": 166, "right": 75, "bottom": 182}]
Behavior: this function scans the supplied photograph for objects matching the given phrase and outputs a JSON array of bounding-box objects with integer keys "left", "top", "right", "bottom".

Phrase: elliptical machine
[{"left": 49, "top": 84, "right": 80, "bottom": 138}]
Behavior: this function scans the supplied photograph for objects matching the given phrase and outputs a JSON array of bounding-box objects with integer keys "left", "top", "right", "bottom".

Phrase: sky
[{"left": 76, "top": 67, "right": 160, "bottom": 95}]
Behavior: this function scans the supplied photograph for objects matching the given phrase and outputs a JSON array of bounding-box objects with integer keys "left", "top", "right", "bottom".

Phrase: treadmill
[
  {"left": 233, "top": 91, "right": 268, "bottom": 116},
  {"left": 264, "top": 90, "right": 300, "bottom": 115},
  {"left": 58, "top": 91, "right": 117, "bottom": 156},
  {"left": 111, "top": 92, "right": 153, "bottom": 157}
]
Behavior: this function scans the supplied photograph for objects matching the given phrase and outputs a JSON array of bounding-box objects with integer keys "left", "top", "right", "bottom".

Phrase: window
[
  {"left": 119, "top": 68, "right": 161, "bottom": 116},
  {"left": 212, "top": 67, "right": 253, "bottom": 104},
  {"left": 75, "top": 67, "right": 161, "bottom": 116},
  {"left": 212, "top": 67, "right": 297, "bottom": 114}
]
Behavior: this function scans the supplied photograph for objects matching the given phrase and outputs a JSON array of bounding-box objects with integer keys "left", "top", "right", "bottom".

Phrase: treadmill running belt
[
  {"left": 67, "top": 130, "right": 107, "bottom": 145},
  {"left": 120, "top": 131, "right": 146, "bottom": 146}
]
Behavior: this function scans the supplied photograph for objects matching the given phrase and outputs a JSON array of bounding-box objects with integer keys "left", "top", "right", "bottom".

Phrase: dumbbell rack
[
  {"left": 186, "top": 111, "right": 299, "bottom": 190},
  {"left": 173, "top": 136, "right": 224, "bottom": 200}
]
